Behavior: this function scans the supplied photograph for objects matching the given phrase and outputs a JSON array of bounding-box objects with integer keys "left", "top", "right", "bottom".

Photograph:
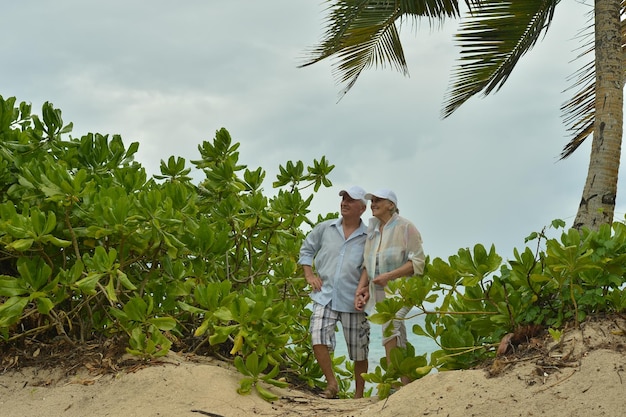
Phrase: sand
[{"left": 1, "top": 315, "right": 625, "bottom": 417}]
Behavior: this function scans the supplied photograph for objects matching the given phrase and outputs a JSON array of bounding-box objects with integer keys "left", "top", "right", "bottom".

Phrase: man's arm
[{"left": 354, "top": 268, "right": 369, "bottom": 311}]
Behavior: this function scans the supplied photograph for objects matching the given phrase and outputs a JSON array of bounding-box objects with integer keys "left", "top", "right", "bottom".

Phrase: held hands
[
  {"left": 354, "top": 286, "right": 369, "bottom": 311},
  {"left": 355, "top": 273, "right": 390, "bottom": 311}
]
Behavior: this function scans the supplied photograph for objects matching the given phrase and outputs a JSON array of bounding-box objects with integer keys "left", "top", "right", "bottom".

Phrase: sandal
[{"left": 320, "top": 386, "right": 338, "bottom": 399}]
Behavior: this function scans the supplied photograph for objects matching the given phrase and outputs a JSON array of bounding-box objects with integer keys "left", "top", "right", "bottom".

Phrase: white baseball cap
[
  {"left": 339, "top": 186, "right": 367, "bottom": 205},
  {"left": 365, "top": 189, "right": 398, "bottom": 206}
]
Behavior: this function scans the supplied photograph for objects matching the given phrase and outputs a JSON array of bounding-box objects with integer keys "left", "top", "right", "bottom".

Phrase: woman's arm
[{"left": 372, "top": 260, "right": 414, "bottom": 287}]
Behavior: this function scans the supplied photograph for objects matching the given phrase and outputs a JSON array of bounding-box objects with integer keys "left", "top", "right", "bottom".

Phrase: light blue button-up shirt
[{"left": 298, "top": 218, "right": 367, "bottom": 313}]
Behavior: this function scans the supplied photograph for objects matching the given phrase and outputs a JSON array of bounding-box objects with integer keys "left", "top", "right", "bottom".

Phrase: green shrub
[
  {"left": 0, "top": 95, "right": 334, "bottom": 400},
  {"left": 3, "top": 95, "right": 624, "bottom": 401},
  {"left": 365, "top": 219, "right": 626, "bottom": 398}
]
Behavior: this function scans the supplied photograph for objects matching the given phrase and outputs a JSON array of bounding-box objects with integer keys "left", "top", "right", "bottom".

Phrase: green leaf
[
  {"left": 124, "top": 297, "right": 148, "bottom": 323},
  {"left": 148, "top": 317, "right": 177, "bottom": 331},
  {"left": 178, "top": 302, "right": 207, "bottom": 315},
  {"left": 0, "top": 297, "right": 28, "bottom": 326},
  {"left": 237, "top": 377, "right": 254, "bottom": 395},
  {"left": 193, "top": 318, "right": 211, "bottom": 337},
  {"left": 6, "top": 238, "right": 34, "bottom": 251},
  {"left": 213, "top": 306, "right": 234, "bottom": 321},
  {"left": 116, "top": 270, "right": 137, "bottom": 290},
  {"left": 427, "top": 257, "right": 460, "bottom": 287},
  {"left": 377, "top": 383, "right": 392, "bottom": 400},
  {"left": 17, "top": 257, "right": 52, "bottom": 291},
  {"left": 0, "top": 277, "right": 28, "bottom": 296},
  {"left": 36, "top": 297, "right": 55, "bottom": 315},
  {"left": 415, "top": 365, "right": 432, "bottom": 378},
  {"left": 263, "top": 377, "right": 288, "bottom": 389},
  {"left": 245, "top": 352, "right": 260, "bottom": 376},
  {"left": 208, "top": 325, "right": 237, "bottom": 345},
  {"left": 412, "top": 323, "right": 427, "bottom": 337},
  {"left": 75, "top": 273, "right": 104, "bottom": 294},
  {"left": 105, "top": 276, "right": 117, "bottom": 302},
  {"left": 255, "top": 384, "right": 278, "bottom": 402},
  {"left": 40, "top": 235, "right": 72, "bottom": 247},
  {"left": 368, "top": 311, "right": 394, "bottom": 325},
  {"left": 234, "top": 356, "right": 250, "bottom": 376}
]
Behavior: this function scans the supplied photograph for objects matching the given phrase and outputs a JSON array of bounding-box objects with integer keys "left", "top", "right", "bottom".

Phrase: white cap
[
  {"left": 339, "top": 186, "right": 367, "bottom": 205},
  {"left": 365, "top": 189, "right": 398, "bottom": 206}
]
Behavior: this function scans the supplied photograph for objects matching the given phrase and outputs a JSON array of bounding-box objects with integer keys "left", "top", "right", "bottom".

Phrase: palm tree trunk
[{"left": 574, "top": 0, "right": 624, "bottom": 230}]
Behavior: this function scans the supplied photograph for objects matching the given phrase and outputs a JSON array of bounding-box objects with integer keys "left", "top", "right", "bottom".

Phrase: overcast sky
[{"left": 3, "top": 0, "right": 616, "bottom": 263}]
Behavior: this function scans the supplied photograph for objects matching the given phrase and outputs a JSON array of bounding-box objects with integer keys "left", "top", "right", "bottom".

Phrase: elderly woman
[{"left": 354, "top": 188, "right": 425, "bottom": 385}]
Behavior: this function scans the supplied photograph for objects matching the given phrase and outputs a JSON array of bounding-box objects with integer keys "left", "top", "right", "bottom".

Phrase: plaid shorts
[{"left": 309, "top": 302, "right": 370, "bottom": 362}]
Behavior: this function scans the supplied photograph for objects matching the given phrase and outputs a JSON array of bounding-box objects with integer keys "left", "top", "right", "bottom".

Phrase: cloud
[{"left": 0, "top": 0, "right": 617, "bottom": 263}]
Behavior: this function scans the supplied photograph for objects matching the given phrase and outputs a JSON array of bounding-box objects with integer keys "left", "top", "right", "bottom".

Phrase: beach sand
[{"left": 1, "top": 315, "right": 624, "bottom": 417}]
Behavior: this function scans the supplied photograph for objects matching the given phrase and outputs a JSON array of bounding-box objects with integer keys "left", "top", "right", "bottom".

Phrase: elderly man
[{"left": 298, "top": 186, "right": 370, "bottom": 399}]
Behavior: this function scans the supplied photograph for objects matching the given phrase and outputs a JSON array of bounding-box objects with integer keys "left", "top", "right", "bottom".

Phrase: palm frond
[
  {"left": 300, "top": 0, "right": 463, "bottom": 96},
  {"left": 559, "top": 15, "right": 595, "bottom": 159},
  {"left": 560, "top": 2, "right": 626, "bottom": 159},
  {"left": 398, "top": 0, "right": 462, "bottom": 18},
  {"left": 442, "top": 0, "right": 560, "bottom": 118},
  {"left": 333, "top": 21, "right": 407, "bottom": 96}
]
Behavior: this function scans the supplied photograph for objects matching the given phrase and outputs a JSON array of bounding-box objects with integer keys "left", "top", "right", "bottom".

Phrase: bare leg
[
  {"left": 313, "top": 344, "right": 338, "bottom": 396},
  {"left": 384, "top": 337, "right": 397, "bottom": 361},
  {"left": 353, "top": 359, "right": 368, "bottom": 398}
]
